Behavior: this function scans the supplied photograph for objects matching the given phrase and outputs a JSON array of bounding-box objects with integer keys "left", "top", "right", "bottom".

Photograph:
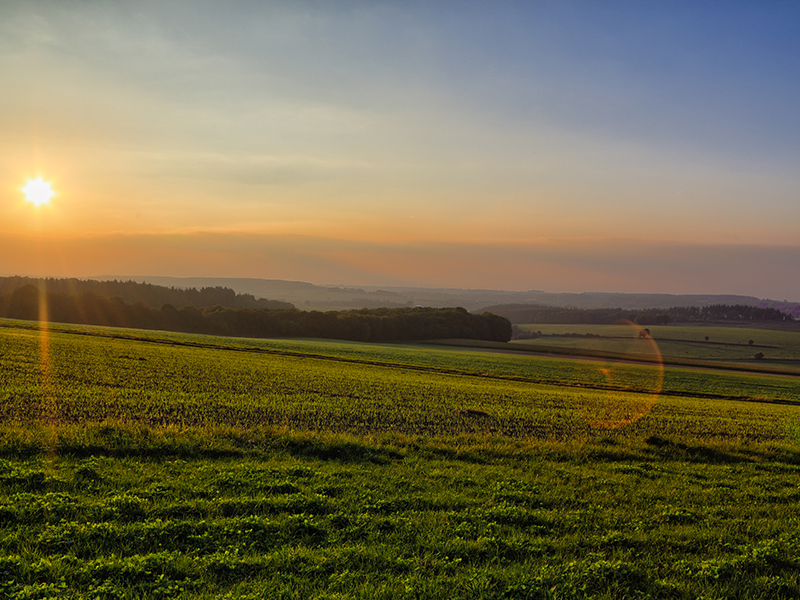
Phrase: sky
[{"left": 2, "top": 1, "right": 799, "bottom": 299}]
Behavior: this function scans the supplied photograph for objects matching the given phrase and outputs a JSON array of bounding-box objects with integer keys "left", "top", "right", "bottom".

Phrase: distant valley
[{"left": 110, "top": 275, "right": 800, "bottom": 317}]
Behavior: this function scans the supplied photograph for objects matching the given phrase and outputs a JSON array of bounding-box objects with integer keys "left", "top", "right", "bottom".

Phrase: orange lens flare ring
[{"left": 581, "top": 321, "right": 664, "bottom": 430}]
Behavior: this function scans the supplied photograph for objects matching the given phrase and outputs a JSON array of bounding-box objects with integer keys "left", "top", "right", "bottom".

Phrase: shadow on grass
[
  {"left": 643, "top": 435, "right": 753, "bottom": 464},
  {"left": 1, "top": 423, "right": 798, "bottom": 470},
  {"left": 279, "top": 438, "right": 404, "bottom": 464},
  {"left": 0, "top": 423, "right": 406, "bottom": 465}
]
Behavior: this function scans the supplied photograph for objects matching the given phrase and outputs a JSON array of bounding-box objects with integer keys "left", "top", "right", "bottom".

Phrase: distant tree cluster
[
  {"left": 511, "top": 326, "right": 605, "bottom": 340},
  {"left": 510, "top": 326, "right": 542, "bottom": 340},
  {"left": 483, "top": 303, "right": 793, "bottom": 325},
  {"left": 0, "top": 284, "right": 512, "bottom": 343},
  {"left": 0, "top": 277, "right": 293, "bottom": 311},
  {"left": 667, "top": 304, "right": 791, "bottom": 322},
  {"left": 202, "top": 306, "right": 511, "bottom": 342},
  {"left": 756, "top": 300, "right": 800, "bottom": 319}
]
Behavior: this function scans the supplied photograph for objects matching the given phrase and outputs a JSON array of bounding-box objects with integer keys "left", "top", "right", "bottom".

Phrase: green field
[
  {"left": 1, "top": 319, "right": 800, "bottom": 598},
  {"left": 512, "top": 323, "right": 800, "bottom": 372}
]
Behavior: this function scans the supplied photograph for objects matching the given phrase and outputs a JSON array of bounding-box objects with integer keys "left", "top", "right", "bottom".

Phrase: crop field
[
  {"left": 514, "top": 323, "right": 800, "bottom": 369},
  {"left": 1, "top": 319, "right": 800, "bottom": 598}
]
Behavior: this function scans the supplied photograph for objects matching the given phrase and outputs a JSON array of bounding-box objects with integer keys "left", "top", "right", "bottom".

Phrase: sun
[{"left": 21, "top": 177, "right": 56, "bottom": 207}]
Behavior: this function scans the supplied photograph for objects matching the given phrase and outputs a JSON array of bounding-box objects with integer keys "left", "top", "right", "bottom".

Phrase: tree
[{"left": 8, "top": 284, "right": 40, "bottom": 320}]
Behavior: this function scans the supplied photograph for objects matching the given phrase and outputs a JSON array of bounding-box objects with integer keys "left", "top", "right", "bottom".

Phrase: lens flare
[
  {"left": 36, "top": 284, "right": 56, "bottom": 424},
  {"left": 579, "top": 321, "right": 664, "bottom": 429}
]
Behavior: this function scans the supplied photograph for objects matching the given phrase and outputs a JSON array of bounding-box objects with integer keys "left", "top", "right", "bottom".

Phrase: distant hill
[
  {"left": 104, "top": 276, "right": 790, "bottom": 313},
  {"left": 482, "top": 303, "right": 793, "bottom": 325},
  {"left": 0, "top": 283, "right": 511, "bottom": 343},
  {"left": 108, "top": 276, "right": 413, "bottom": 310},
  {"left": 755, "top": 299, "right": 800, "bottom": 319},
  {"left": 505, "top": 291, "right": 766, "bottom": 310},
  {"left": 0, "top": 276, "right": 294, "bottom": 311},
  {"left": 373, "top": 289, "right": 771, "bottom": 311}
]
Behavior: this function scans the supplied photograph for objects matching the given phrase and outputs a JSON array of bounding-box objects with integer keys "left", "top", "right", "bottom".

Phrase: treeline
[
  {"left": 482, "top": 303, "right": 793, "bottom": 325},
  {"left": 757, "top": 300, "right": 800, "bottom": 319},
  {"left": 665, "top": 304, "right": 791, "bottom": 322},
  {"left": 0, "top": 284, "right": 512, "bottom": 342},
  {"left": 0, "top": 277, "right": 293, "bottom": 311}
]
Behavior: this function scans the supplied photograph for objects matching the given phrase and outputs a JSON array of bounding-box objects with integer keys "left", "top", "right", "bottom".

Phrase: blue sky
[{"left": 1, "top": 1, "right": 799, "bottom": 298}]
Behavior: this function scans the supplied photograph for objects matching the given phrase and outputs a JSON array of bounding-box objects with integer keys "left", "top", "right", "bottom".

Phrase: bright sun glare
[{"left": 21, "top": 177, "right": 55, "bottom": 207}]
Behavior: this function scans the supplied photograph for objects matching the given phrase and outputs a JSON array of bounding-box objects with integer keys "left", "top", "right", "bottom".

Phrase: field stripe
[
  {"left": 428, "top": 338, "right": 800, "bottom": 377},
  {"left": 2, "top": 319, "right": 796, "bottom": 408}
]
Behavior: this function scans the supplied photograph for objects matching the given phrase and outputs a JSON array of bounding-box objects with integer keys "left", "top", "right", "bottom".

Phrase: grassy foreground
[{"left": 1, "top": 320, "right": 800, "bottom": 598}]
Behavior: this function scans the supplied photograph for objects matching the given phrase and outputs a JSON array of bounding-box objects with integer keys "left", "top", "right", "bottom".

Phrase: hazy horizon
[{"left": 3, "top": 2, "right": 799, "bottom": 300}]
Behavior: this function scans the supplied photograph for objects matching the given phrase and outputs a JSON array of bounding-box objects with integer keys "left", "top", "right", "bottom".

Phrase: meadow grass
[{"left": 1, "top": 319, "right": 800, "bottom": 598}]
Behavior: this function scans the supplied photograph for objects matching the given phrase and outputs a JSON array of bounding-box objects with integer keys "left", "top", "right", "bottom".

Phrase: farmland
[
  {"left": 1, "top": 318, "right": 800, "bottom": 598},
  {"left": 513, "top": 323, "right": 800, "bottom": 369}
]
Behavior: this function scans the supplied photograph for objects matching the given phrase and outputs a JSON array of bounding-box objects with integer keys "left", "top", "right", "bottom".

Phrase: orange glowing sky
[{"left": 2, "top": 2, "right": 799, "bottom": 299}]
